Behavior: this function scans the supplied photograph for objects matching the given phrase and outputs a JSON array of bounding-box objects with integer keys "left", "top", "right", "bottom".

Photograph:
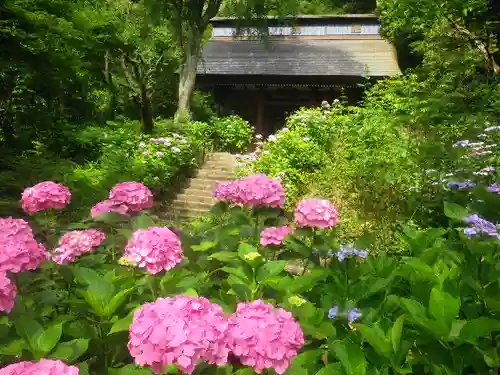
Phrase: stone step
[
  {"left": 164, "top": 207, "right": 209, "bottom": 221},
  {"left": 175, "top": 193, "right": 216, "bottom": 205},
  {"left": 187, "top": 179, "right": 223, "bottom": 191},
  {"left": 181, "top": 186, "right": 216, "bottom": 196},
  {"left": 206, "top": 152, "right": 236, "bottom": 160},
  {"left": 194, "top": 171, "right": 235, "bottom": 180},
  {"left": 199, "top": 163, "right": 236, "bottom": 172},
  {"left": 171, "top": 199, "right": 215, "bottom": 211}
]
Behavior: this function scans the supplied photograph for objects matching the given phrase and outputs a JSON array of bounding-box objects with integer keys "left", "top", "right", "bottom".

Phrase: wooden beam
[{"left": 256, "top": 93, "right": 266, "bottom": 136}]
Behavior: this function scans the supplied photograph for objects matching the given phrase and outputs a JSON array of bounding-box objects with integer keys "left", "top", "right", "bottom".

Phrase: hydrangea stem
[{"left": 146, "top": 275, "right": 157, "bottom": 299}]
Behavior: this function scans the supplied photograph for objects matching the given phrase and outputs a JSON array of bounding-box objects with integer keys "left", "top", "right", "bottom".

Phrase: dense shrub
[
  {"left": 237, "top": 99, "right": 422, "bottom": 249},
  {"left": 0, "top": 120, "right": 207, "bottom": 221},
  {"left": 210, "top": 115, "right": 254, "bottom": 153}
]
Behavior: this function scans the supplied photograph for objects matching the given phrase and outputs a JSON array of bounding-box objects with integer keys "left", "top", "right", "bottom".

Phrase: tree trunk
[
  {"left": 175, "top": 49, "right": 200, "bottom": 123},
  {"left": 140, "top": 89, "right": 154, "bottom": 134}
]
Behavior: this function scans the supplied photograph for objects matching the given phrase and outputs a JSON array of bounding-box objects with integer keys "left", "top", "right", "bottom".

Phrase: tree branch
[
  {"left": 172, "top": 0, "right": 185, "bottom": 52},
  {"left": 202, "top": 0, "right": 223, "bottom": 29},
  {"left": 447, "top": 16, "right": 500, "bottom": 73},
  {"left": 120, "top": 53, "right": 139, "bottom": 91}
]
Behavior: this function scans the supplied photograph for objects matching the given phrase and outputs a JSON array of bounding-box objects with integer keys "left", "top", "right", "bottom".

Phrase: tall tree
[
  {"left": 0, "top": 0, "right": 99, "bottom": 148},
  {"left": 75, "top": 0, "right": 179, "bottom": 133},
  {"left": 146, "top": 0, "right": 301, "bottom": 122}
]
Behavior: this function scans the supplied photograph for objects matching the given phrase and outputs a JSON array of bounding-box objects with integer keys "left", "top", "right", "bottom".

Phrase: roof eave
[{"left": 209, "top": 14, "right": 379, "bottom": 26}]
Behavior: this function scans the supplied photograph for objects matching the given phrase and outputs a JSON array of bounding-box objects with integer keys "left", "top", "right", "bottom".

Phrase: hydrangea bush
[{"left": 1, "top": 167, "right": 500, "bottom": 374}]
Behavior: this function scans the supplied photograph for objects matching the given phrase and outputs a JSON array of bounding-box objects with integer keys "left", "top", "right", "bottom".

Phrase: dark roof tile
[{"left": 197, "top": 38, "right": 400, "bottom": 76}]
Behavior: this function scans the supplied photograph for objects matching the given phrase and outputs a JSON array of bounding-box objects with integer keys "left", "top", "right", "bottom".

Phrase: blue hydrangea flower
[
  {"left": 155, "top": 151, "right": 164, "bottom": 158},
  {"left": 447, "top": 181, "right": 476, "bottom": 190},
  {"left": 347, "top": 309, "right": 362, "bottom": 323},
  {"left": 328, "top": 306, "right": 339, "bottom": 319},
  {"left": 487, "top": 184, "right": 500, "bottom": 194},
  {"left": 172, "top": 147, "right": 181, "bottom": 153},
  {"left": 336, "top": 245, "right": 369, "bottom": 262},
  {"left": 463, "top": 227, "right": 478, "bottom": 238},
  {"left": 464, "top": 214, "right": 500, "bottom": 239}
]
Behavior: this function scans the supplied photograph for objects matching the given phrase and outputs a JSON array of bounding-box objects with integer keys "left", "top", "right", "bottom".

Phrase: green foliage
[
  {"left": 251, "top": 124, "right": 329, "bottom": 206},
  {"left": 0, "top": 119, "right": 206, "bottom": 221},
  {"left": 241, "top": 99, "right": 421, "bottom": 249},
  {"left": 210, "top": 116, "right": 254, "bottom": 153}
]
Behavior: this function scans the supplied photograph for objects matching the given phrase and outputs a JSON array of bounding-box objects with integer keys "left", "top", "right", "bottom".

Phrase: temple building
[{"left": 196, "top": 14, "right": 401, "bottom": 135}]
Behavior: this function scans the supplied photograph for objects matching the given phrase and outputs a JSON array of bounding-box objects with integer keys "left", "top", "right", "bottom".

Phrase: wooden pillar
[{"left": 256, "top": 91, "right": 266, "bottom": 136}]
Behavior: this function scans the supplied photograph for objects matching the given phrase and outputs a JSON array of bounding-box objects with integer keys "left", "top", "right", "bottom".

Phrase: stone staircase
[{"left": 165, "top": 152, "right": 238, "bottom": 222}]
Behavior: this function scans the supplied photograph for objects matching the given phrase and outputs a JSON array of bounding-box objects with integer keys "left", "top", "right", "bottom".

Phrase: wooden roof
[
  {"left": 209, "top": 14, "right": 379, "bottom": 26},
  {"left": 197, "top": 38, "right": 401, "bottom": 77}
]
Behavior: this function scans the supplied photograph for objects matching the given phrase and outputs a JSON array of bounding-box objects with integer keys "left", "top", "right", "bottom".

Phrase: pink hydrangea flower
[
  {"left": 90, "top": 199, "right": 129, "bottom": 218},
  {"left": 260, "top": 226, "right": 293, "bottom": 247},
  {"left": 212, "top": 174, "right": 285, "bottom": 209},
  {"left": 0, "top": 359, "right": 79, "bottom": 375},
  {"left": 51, "top": 230, "right": 106, "bottom": 265},
  {"left": 0, "top": 217, "right": 46, "bottom": 273},
  {"left": 294, "top": 199, "right": 339, "bottom": 229},
  {"left": 235, "top": 174, "right": 285, "bottom": 208},
  {"left": 123, "top": 227, "right": 183, "bottom": 274},
  {"left": 0, "top": 273, "right": 16, "bottom": 313},
  {"left": 212, "top": 182, "right": 235, "bottom": 201},
  {"left": 109, "top": 182, "right": 153, "bottom": 212},
  {"left": 21, "top": 181, "right": 71, "bottom": 215},
  {"left": 227, "top": 300, "right": 304, "bottom": 374},
  {"left": 128, "top": 296, "right": 230, "bottom": 374}
]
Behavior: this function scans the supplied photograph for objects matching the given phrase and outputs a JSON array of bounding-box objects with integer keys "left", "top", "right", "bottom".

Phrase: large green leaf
[
  {"left": 237, "top": 243, "right": 259, "bottom": 259},
  {"left": 92, "top": 212, "right": 129, "bottom": 224},
  {"left": 234, "top": 369, "right": 257, "bottom": 375},
  {"left": 65, "top": 320, "right": 97, "bottom": 339},
  {"left": 108, "top": 364, "right": 156, "bottom": 375},
  {"left": 315, "top": 363, "right": 344, "bottom": 375},
  {"left": 355, "top": 324, "right": 391, "bottom": 358},
  {"left": 443, "top": 202, "right": 469, "bottom": 221},
  {"left": 208, "top": 251, "right": 239, "bottom": 262},
  {"left": 286, "top": 350, "right": 323, "bottom": 375},
  {"left": 390, "top": 315, "right": 405, "bottom": 354},
  {"left": 131, "top": 213, "right": 155, "bottom": 230},
  {"left": 80, "top": 281, "right": 115, "bottom": 317},
  {"left": 228, "top": 282, "right": 252, "bottom": 300},
  {"left": 428, "top": 287, "right": 460, "bottom": 330},
  {"left": 256, "top": 260, "right": 287, "bottom": 282},
  {"left": 331, "top": 340, "right": 366, "bottom": 375},
  {"left": 51, "top": 339, "right": 89, "bottom": 362},
  {"left": 37, "top": 323, "right": 63, "bottom": 356},
  {"left": 221, "top": 266, "right": 251, "bottom": 283},
  {"left": 104, "top": 288, "right": 134, "bottom": 317},
  {"left": 191, "top": 241, "right": 217, "bottom": 252},
  {"left": 72, "top": 267, "right": 102, "bottom": 285},
  {"left": 0, "top": 339, "right": 26, "bottom": 356},
  {"left": 109, "top": 313, "right": 134, "bottom": 335},
  {"left": 288, "top": 269, "right": 329, "bottom": 293},
  {"left": 14, "top": 317, "right": 43, "bottom": 355},
  {"left": 459, "top": 317, "right": 500, "bottom": 343}
]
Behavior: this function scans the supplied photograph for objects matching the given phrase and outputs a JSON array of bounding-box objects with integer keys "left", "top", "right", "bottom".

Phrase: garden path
[{"left": 164, "top": 152, "right": 238, "bottom": 221}]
